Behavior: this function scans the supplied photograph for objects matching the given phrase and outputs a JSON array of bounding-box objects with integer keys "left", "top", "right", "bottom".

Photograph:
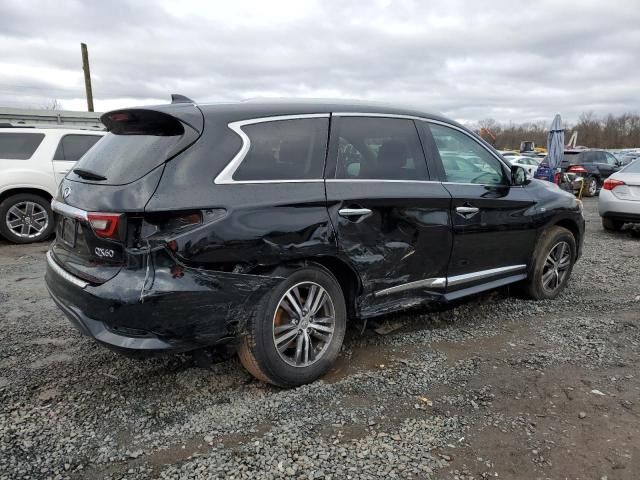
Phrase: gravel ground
[{"left": 0, "top": 197, "right": 638, "bottom": 480}]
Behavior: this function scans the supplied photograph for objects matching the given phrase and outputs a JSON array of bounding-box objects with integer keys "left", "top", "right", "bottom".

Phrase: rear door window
[
  {"left": 0, "top": 132, "right": 45, "bottom": 159},
  {"left": 233, "top": 118, "right": 328, "bottom": 181},
  {"left": 54, "top": 134, "right": 102, "bottom": 161},
  {"left": 334, "top": 117, "right": 428, "bottom": 180},
  {"left": 428, "top": 123, "right": 506, "bottom": 185}
]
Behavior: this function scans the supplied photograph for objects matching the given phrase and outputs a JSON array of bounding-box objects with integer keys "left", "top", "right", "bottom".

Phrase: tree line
[{"left": 473, "top": 112, "right": 640, "bottom": 150}]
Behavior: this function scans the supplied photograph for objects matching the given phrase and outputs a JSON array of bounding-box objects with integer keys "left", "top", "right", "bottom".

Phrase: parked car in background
[
  {"left": 599, "top": 159, "right": 640, "bottom": 231},
  {"left": 498, "top": 150, "right": 519, "bottom": 159},
  {"left": 615, "top": 151, "right": 640, "bottom": 166},
  {"left": 560, "top": 149, "right": 621, "bottom": 197},
  {"left": 45, "top": 99, "right": 585, "bottom": 387},
  {"left": 507, "top": 155, "right": 541, "bottom": 178},
  {"left": 0, "top": 127, "right": 104, "bottom": 243}
]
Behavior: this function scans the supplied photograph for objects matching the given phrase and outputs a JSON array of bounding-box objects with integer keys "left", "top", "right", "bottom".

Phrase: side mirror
[{"left": 511, "top": 165, "right": 527, "bottom": 186}]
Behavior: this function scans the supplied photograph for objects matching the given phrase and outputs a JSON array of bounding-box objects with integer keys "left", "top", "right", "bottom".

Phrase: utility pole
[{"left": 80, "top": 43, "right": 94, "bottom": 112}]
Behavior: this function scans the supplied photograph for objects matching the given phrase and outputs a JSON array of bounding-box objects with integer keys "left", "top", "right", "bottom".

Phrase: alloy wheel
[
  {"left": 541, "top": 241, "right": 571, "bottom": 292},
  {"left": 5, "top": 201, "right": 49, "bottom": 239},
  {"left": 588, "top": 179, "right": 597, "bottom": 196},
  {"left": 272, "top": 281, "right": 336, "bottom": 368}
]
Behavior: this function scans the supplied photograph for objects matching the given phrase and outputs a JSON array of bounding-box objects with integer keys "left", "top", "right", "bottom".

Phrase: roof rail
[{"left": 0, "top": 123, "right": 104, "bottom": 131}]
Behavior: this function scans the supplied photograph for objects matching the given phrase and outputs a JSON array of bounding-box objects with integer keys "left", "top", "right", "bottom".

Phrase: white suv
[{"left": 0, "top": 127, "right": 104, "bottom": 243}]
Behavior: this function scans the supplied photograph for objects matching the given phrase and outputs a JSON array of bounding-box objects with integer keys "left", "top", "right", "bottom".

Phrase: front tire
[
  {"left": 523, "top": 226, "right": 576, "bottom": 300},
  {"left": 238, "top": 265, "right": 347, "bottom": 387},
  {"left": 602, "top": 217, "right": 623, "bottom": 231},
  {"left": 0, "top": 193, "right": 54, "bottom": 244}
]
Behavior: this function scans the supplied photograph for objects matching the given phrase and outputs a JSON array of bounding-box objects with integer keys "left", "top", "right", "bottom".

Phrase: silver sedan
[{"left": 598, "top": 160, "right": 640, "bottom": 230}]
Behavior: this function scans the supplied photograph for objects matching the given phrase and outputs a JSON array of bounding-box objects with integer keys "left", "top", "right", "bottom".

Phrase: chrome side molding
[
  {"left": 375, "top": 277, "right": 446, "bottom": 297},
  {"left": 374, "top": 264, "right": 527, "bottom": 297},
  {"left": 447, "top": 264, "right": 526, "bottom": 287}
]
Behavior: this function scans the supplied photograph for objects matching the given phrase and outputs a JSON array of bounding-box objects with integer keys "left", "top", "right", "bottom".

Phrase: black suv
[
  {"left": 562, "top": 149, "right": 621, "bottom": 196},
  {"left": 46, "top": 99, "right": 585, "bottom": 387}
]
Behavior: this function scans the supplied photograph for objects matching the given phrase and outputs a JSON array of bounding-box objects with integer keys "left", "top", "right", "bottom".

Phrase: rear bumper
[
  {"left": 45, "top": 249, "right": 282, "bottom": 353},
  {"left": 598, "top": 189, "right": 640, "bottom": 223}
]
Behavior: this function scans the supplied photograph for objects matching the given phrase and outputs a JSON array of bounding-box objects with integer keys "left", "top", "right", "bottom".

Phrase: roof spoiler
[{"left": 171, "top": 94, "right": 195, "bottom": 104}]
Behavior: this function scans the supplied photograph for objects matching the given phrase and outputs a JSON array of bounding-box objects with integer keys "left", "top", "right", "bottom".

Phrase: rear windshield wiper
[{"left": 73, "top": 168, "right": 107, "bottom": 181}]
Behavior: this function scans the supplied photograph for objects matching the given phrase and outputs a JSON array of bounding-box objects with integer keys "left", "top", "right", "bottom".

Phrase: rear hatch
[
  {"left": 559, "top": 151, "right": 582, "bottom": 171},
  {"left": 50, "top": 104, "right": 203, "bottom": 284}
]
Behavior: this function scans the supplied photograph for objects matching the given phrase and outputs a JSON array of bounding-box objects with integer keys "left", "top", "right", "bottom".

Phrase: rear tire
[
  {"left": 523, "top": 226, "right": 576, "bottom": 300},
  {"left": 238, "top": 265, "right": 346, "bottom": 387},
  {"left": 0, "top": 193, "right": 54, "bottom": 244},
  {"left": 602, "top": 217, "right": 623, "bottom": 231},
  {"left": 583, "top": 176, "right": 598, "bottom": 197}
]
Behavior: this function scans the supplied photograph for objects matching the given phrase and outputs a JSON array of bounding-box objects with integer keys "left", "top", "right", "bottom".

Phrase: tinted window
[
  {"left": 0, "top": 132, "right": 45, "bottom": 159},
  {"left": 563, "top": 152, "right": 581, "bottom": 164},
  {"left": 54, "top": 134, "right": 102, "bottom": 161},
  {"left": 233, "top": 118, "right": 328, "bottom": 181},
  {"left": 335, "top": 117, "right": 427, "bottom": 180},
  {"left": 428, "top": 124, "right": 506, "bottom": 185},
  {"left": 73, "top": 133, "right": 184, "bottom": 184}
]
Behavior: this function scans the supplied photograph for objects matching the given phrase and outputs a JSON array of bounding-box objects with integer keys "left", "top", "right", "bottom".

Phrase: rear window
[
  {"left": 0, "top": 132, "right": 45, "bottom": 159},
  {"left": 233, "top": 118, "right": 328, "bottom": 181},
  {"left": 54, "top": 134, "right": 102, "bottom": 161},
  {"left": 622, "top": 159, "right": 640, "bottom": 173},
  {"left": 563, "top": 152, "right": 582, "bottom": 164},
  {"left": 72, "top": 133, "right": 184, "bottom": 184},
  {"left": 70, "top": 109, "right": 200, "bottom": 185}
]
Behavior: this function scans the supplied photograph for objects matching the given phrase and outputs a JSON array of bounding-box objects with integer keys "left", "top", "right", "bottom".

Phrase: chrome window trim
[
  {"left": 332, "top": 112, "right": 513, "bottom": 176},
  {"left": 214, "top": 113, "right": 330, "bottom": 185},
  {"left": 326, "top": 179, "right": 440, "bottom": 184},
  {"left": 51, "top": 199, "right": 88, "bottom": 220},
  {"left": 373, "top": 264, "right": 527, "bottom": 297},
  {"left": 46, "top": 251, "right": 88, "bottom": 289}
]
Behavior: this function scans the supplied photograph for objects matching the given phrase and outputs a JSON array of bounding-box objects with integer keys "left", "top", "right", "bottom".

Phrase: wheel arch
[
  {"left": 0, "top": 187, "right": 53, "bottom": 205},
  {"left": 541, "top": 216, "right": 582, "bottom": 259},
  {"left": 256, "top": 255, "right": 362, "bottom": 320}
]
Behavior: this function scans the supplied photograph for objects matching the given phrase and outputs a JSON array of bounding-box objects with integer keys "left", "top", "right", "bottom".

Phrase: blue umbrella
[{"left": 547, "top": 113, "right": 565, "bottom": 171}]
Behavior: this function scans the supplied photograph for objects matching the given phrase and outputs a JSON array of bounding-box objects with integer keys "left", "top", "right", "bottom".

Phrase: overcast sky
[{"left": 1, "top": 0, "right": 639, "bottom": 124}]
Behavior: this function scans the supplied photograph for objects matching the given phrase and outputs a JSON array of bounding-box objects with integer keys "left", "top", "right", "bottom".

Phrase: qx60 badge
[{"left": 94, "top": 247, "right": 115, "bottom": 258}]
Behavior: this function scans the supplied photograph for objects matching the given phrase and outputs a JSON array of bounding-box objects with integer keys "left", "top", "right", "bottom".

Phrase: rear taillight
[
  {"left": 87, "top": 212, "right": 122, "bottom": 239},
  {"left": 603, "top": 178, "right": 625, "bottom": 191},
  {"left": 138, "top": 209, "right": 226, "bottom": 244},
  {"left": 568, "top": 165, "right": 587, "bottom": 173}
]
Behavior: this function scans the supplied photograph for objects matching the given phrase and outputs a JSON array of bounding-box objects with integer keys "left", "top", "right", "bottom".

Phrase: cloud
[{"left": 0, "top": 0, "right": 639, "bottom": 123}]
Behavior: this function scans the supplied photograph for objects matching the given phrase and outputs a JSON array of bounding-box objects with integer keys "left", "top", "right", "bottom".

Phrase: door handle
[
  {"left": 339, "top": 208, "right": 372, "bottom": 218},
  {"left": 455, "top": 206, "right": 479, "bottom": 219}
]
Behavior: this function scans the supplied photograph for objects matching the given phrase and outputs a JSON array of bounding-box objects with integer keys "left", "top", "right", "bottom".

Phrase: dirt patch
[
  {"left": 434, "top": 309, "right": 640, "bottom": 480},
  {"left": 323, "top": 342, "right": 422, "bottom": 383}
]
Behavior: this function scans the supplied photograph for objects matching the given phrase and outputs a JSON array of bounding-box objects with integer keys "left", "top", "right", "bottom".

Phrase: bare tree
[
  {"left": 41, "top": 99, "right": 61, "bottom": 110},
  {"left": 491, "top": 112, "right": 640, "bottom": 149}
]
